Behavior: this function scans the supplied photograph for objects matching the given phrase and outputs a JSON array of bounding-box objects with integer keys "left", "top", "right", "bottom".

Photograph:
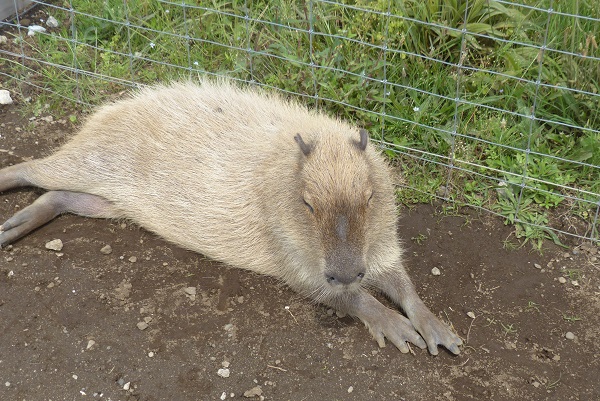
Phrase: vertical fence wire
[
  {"left": 591, "top": 202, "right": 600, "bottom": 240},
  {"left": 182, "top": 1, "right": 192, "bottom": 79},
  {"left": 515, "top": 3, "right": 553, "bottom": 227},
  {"left": 445, "top": 0, "right": 472, "bottom": 201},
  {"left": 379, "top": 0, "right": 391, "bottom": 144},
  {"left": 67, "top": 0, "right": 80, "bottom": 102},
  {"left": 243, "top": 0, "right": 253, "bottom": 81},
  {"left": 123, "top": 0, "right": 135, "bottom": 84},
  {"left": 11, "top": 0, "right": 24, "bottom": 68},
  {"left": 308, "top": 0, "right": 319, "bottom": 108}
]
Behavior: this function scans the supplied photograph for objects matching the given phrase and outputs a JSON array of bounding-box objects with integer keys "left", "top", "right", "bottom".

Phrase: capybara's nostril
[{"left": 325, "top": 272, "right": 360, "bottom": 285}]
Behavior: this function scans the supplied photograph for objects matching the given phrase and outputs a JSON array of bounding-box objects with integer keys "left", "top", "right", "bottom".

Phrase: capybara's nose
[{"left": 326, "top": 271, "right": 365, "bottom": 285}]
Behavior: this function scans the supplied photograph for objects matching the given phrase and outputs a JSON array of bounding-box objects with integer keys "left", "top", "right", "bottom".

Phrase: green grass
[{"left": 1, "top": 0, "right": 598, "bottom": 248}]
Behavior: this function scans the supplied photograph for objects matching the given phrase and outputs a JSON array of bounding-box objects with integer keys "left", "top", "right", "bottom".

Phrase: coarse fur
[{"left": 0, "top": 80, "right": 462, "bottom": 355}]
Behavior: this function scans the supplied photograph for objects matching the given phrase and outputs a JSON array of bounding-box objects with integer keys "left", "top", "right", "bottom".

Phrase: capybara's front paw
[
  {"left": 366, "top": 308, "right": 427, "bottom": 353},
  {"left": 408, "top": 306, "right": 462, "bottom": 355}
]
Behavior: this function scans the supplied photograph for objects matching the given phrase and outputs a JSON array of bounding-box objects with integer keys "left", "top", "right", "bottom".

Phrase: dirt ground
[{"left": 0, "top": 91, "right": 599, "bottom": 401}]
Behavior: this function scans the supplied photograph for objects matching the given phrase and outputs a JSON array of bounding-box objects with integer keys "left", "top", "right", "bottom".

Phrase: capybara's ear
[
  {"left": 355, "top": 129, "right": 369, "bottom": 151},
  {"left": 294, "top": 134, "right": 312, "bottom": 156}
]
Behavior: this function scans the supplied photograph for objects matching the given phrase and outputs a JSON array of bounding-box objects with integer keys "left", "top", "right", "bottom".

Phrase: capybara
[{"left": 0, "top": 80, "right": 462, "bottom": 355}]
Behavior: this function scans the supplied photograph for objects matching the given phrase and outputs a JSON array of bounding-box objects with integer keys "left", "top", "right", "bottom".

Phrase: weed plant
[{"left": 1, "top": 0, "right": 598, "bottom": 247}]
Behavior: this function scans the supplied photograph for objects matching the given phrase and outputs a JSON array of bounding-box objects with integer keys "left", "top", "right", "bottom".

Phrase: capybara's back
[{"left": 0, "top": 80, "right": 462, "bottom": 355}]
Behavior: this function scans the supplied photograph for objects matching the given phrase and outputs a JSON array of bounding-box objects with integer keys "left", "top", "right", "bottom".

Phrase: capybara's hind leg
[
  {"left": 0, "top": 190, "right": 122, "bottom": 248},
  {"left": 0, "top": 163, "right": 33, "bottom": 192}
]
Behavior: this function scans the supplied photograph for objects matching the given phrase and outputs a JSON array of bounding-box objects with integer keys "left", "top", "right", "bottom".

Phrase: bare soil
[{"left": 1, "top": 93, "right": 599, "bottom": 401}]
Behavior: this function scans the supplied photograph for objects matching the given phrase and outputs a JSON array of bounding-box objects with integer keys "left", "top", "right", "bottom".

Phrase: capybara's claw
[
  {"left": 409, "top": 306, "right": 463, "bottom": 356},
  {"left": 348, "top": 292, "right": 428, "bottom": 353},
  {"left": 368, "top": 309, "right": 427, "bottom": 353}
]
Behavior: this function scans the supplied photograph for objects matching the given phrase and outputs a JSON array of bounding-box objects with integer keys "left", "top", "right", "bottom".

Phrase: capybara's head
[{"left": 294, "top": 129, "right": 384, "bottom": 298}]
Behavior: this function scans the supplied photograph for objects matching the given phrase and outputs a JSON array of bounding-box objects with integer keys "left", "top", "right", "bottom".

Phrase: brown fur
[{"left": 0, "top": 80, "right": 462, "bottom": 355}]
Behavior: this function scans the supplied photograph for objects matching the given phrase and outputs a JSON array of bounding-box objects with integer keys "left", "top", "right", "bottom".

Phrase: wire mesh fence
[{"left": 1, "top": 0, "right": 599, "bottom": 245}]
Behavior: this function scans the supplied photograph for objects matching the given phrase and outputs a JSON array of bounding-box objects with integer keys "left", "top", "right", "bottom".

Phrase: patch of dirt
[{"left": 1, "top": 91, "right": 599, "bottom": 401}]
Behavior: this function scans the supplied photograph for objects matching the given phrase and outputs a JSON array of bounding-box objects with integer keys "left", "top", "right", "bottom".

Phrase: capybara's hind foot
[
  {"left": 0, "top": 192, "right": 60, "bottom": 247},
  {"left": 0, "top": 190, "right": 122, "bottom": 248}
]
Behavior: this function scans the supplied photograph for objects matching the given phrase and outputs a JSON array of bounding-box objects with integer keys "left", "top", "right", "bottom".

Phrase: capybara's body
[{"left": 0, "top": 80, "right": 462, "bottom": 355}]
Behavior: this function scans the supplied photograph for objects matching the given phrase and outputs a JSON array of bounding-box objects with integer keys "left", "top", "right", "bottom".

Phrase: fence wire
[{"left": 0, "top": 0, "right": 599, "bottom": 245}]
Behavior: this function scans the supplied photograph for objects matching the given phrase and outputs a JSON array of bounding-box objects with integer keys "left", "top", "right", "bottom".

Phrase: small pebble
[
  {"left": 148, "top": 351, "right": 155, "bottom": 357},
  {"left": 217, "top": 368, "right": 230, "bottom": 378},
  {"left": 221, "top": 361, "right": 230, "bottom": 368},
  {"left": 431, "top": 267, "right": 441, "bottom": 276},
  {"left": 0, "top": 90, "right": 13, "bottom": 105},
  {"left": 100, "top": 245, "right": 112, "bottom": 254},
  {"left": 220, "top": 393, "right": 227, "bottom": 401},
  {"left": 571, "top": 280, "right": 579, "bottom": 287},
  {"left": 534, "top": 263, "right": 541, "bottom": 269},
  {"left": 466, "top": 311, "right": 476, "bottom": 319},
  {"left": 136, "top": 322, "right": 149, "bottom": 331},
  {"left": 123, "top": 382, "right": 130, "bottom": 390},
  {"left": 86, "top": 339, "right": 95, "bottom": 349},
  {"left": 27, "top": 25, "right": 47, "bottom": 36},
  {"left": 348, "top": 386, "right": 354, "bottom": 393},
  {"left": 128, "top": 256, "right": 137, "bottom": 263},
  {"left": 558, "top": 277, "right": 567, "bottom": 284},
  {"left": 565, "top": 332, "right": 575, "bottom": 340},
  {"left": 184, "top": 287, "right": 196, "bottom": 296},
  {"left": 46, "top": 16, "right": 59, "bottom": 28},
  {"left": 532, "top": 381, "right": 540, "bottom": 388},
  {"left": 45, "top": 239, "right": 63, "bottom": 251},
  {"left": 243, "top": 386, "right": 262, "bottom": 397}
]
